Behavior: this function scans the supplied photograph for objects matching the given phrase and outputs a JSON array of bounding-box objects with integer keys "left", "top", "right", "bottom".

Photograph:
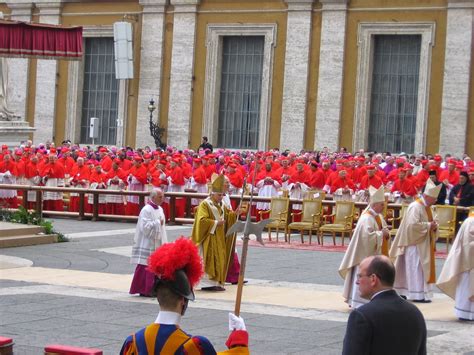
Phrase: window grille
[
  {"left": 217, "top": 36, "right": 264, "bottom": 149},
  {"left": 80, "top": 37, "right": 119, "bottom": 145},
  {"left": 368, "top": 35, "right": 421, "bottom": 153}
]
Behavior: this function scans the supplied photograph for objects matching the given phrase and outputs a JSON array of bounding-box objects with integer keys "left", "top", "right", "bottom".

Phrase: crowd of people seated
[{"left": 0, "top": 140, "right": 472, "bottom": 220}]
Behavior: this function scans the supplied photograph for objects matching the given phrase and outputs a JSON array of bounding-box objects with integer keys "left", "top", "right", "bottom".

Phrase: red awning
[{"left": 0, "top": 20, "right": 83, "bottom": 60}]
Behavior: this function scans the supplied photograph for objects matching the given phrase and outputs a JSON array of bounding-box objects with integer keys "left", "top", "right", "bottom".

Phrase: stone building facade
[{"left": 1, "top": 0, "right": 473, "bottom": 157}]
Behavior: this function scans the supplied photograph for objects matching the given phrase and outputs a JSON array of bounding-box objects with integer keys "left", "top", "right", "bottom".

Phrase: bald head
[{"left": 357, "top": 255, "right": 395, "bottom": 300}]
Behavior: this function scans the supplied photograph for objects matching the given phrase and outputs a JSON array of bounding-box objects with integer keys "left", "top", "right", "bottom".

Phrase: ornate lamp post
[{"left": 148, "top": 98, "right": 166, "bottom": 148}]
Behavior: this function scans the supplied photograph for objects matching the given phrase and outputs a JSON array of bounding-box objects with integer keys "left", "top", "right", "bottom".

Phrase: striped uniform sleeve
[
  {"left": 182, "top": 335, "right": 217, "bottom": 355},
  {"left": 120, "top": 334, "right": 137, "bottom": 355}
]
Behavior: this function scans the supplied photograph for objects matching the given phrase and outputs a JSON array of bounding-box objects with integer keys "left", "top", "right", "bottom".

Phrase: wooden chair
[
  {"left": 259, "top": 197, "right": 289, "bottom": 242},
  {"left": 388, "top": 204, "right": 409, "bottom": 238},
  {"left": 318, "top": 201, "right": 355, "bottom": 246},
  {"left": 287, "top": 199, "right": 323, "bottom": 244},
  {"left": 434, "top": 205, "right": 457, "bottom": 252}
]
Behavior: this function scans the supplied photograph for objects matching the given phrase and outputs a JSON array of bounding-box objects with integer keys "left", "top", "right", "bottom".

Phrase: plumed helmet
[{"left": 148, "top": 237, "right": 203, "bottom": 301}]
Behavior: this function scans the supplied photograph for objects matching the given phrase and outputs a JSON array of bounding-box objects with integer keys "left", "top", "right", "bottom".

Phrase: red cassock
[
  {"left": 69, "top": 164, "right": 90, "bottom": 212},
  {"left": 0, "top": 160, "right": 17, "bottom": 175},
  {"left": 309, "top": 169, "right": 326, "bottom": 189},
  {"left": 181, "top": 162, "right": 192, "bottom": 180},
  {"left": 59, "top": 156, "right": 75, "bottom": 175},
  {"left": 106, "top": 168, "right": 128, "bottom": 185},
  {"left": 321, "top": 168, "right": 332, "bottom": 184},
  {"left": 128, "top": 165, "right": 148, "bottom": 185},
  {"left": 24, "top": 161, "right": 40, "bottom": 208},
  {"left": 415, "top": 169, "right": 430, "bottom": 189},
  {"left": 386, "top": 168, "right": 401, "bottom": 183},
  {"left": 289, "top": 170, "right": 310, "bottom": 185},
  {"left": 126, "top": 165, "right": 148, "bottom": 216},
  {"left": 105, "top": 168, "right": 128, "bottom": 215},
  {"left": 330, "top": 176, "right": 355, "bottom": 193},
  {"left": 359, "top": 174, "right": 383, "bottom": 190},
  {"left": 169, "top": 166, "right": 185, "bottom": 186},
  {"left": 226, "top": 170, "right": 244, "bottom": 210},
  {"left": 168, "top": 166, "right": 185, "bottom": 218},
  {"left": 13, "top": 160, "right": 25, "bottom": 178},
  {"left": 256, "top": 170, "right": 282, "bottom": 185},
  {"left": 100, "top": 155, "right": 113, "bottom": 172},
  {"left": 25, "top": 161, "right": 40, "bottom": 180},
  {"left": 40, "top": 162, "right": 65, "bottom": 211},
  {"left": 375, "top": 168, "right": 386, "bottom": 184},
  {"left": 13, "top": 160, "right": 26, "bottom": 199},
  {"left": 120, "top": 159, "right": 133, "bottom": 171},
  {"left": 204, "top": 164, "right": 217, "bottom": 180},
  {"left": 226, "top": 170, "right": 244, "bottom": 188},
  {"left": 40, "top": 163, "right": 65, "bottom": 179},
  {"left": 89, "top": 171, "right": 107, "bottom": 214},
  {"left": 149, "top": 169, "right": 168, "bottom": 188},
  {"left": 439, "top": 170, "right": 460, "bottom": 187},
  {"left": 325, "top": 170, "right": 340, "bottom": 188},
  {"left": 391, "top": 177, "right": 417, "bottom": 197},
  {"left": 193, "top": 166, "right": 208, "bottom": 185},
  {"left": 276, "top": 166, "right": 294, "bottom": 181}
]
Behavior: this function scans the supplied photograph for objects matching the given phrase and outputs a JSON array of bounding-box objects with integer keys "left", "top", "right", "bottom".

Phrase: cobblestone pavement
[{"left": 0, "top": 217, "right": 472, "bottom": 354}]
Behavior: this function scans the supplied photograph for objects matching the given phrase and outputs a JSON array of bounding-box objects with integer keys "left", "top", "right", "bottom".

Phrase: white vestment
[
  {"left": 130, "top": 204, "right": 167, "bottom": 266},
  {"left": 437, "top": 216, "right": 474, "bottom": 320},
  {"left": 390, "top": 199, "right": 436, "bottom": 301},
  {"left": 339, "top": 208, "right": 385, "bottom": 308},
  {"left": 256, "top": 179, "right": 281, "bottom": 210}
]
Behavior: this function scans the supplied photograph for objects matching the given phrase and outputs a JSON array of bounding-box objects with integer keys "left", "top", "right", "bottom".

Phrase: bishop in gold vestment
[{"left": 191, "top": 174, "right": 237, "bottom": 290}]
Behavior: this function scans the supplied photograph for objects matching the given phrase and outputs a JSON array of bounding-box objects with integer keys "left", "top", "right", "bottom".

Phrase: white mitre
[
  {"left": 369, "top": 185, "right": 385, "bottom": 204},
  {"left": 424, "top": 178, "right": 442, "bottom": 198}
]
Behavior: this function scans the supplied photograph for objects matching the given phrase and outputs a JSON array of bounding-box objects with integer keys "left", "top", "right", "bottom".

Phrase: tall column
[
  {"left": 167, "top": 0, "right": 199, "bottom": 149},
  {"left": 6, "top": 2, "right": 32, "bottom": 120},
  {"left": 33, "top": 0, "right": 62, "bottom": 145},
  {"left": 439, "top": 1, "right": 473, "bottom": 157},
  {"left": 280, "top": 0, "right": 313, "bottom": 152},
  {"left": 135, "top": 0, "right": 167, "bottom": 148},
  {"left": 314, "top": 0, "right": 348, "bottom": 151}
]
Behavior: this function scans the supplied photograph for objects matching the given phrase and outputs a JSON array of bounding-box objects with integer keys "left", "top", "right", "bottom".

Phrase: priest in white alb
[
  {"left": 339, "top": 186, "right": 390, "bottom": 308},
  {"left": 389, "top": 178, "right": 441, "bottom": 303},
  {"left": 437, "top": 212, "right": 474, "bottom": 321}
]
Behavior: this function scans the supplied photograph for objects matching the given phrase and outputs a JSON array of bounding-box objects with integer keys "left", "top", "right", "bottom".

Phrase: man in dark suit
[{"left": 342, "top": 255, "right": 427, "bottom": 355}]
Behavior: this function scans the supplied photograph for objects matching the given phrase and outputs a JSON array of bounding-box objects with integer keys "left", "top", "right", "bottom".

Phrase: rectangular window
[
  {"left": 217, "top": 36, "right": 264, "bottom": 149},
  {"left": 80, "top": 37, "right": 119, "bottom": 145},
  {"left": 368, "top": 35, "right": 421, "bottom": 153}
]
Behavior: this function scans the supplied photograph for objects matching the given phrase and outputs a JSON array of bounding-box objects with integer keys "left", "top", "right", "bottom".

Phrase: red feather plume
[{"left": 148, "top": 237, "right": 203, "bottom": 288}]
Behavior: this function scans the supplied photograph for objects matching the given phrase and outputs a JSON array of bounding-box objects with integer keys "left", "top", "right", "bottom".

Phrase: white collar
[
  {"left": 155, "top": 311, "right": 181, "bottom": 325},
  {"left": 370, "top": 288, "right": 392, "bottom": 300}
]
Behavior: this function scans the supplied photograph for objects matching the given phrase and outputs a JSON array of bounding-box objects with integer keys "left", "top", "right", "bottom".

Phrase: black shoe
[
  {"left": 458, "top": 318, "right": 473, "bottom": 321},
  {"left": 231, "top": 280, "right": 248, "bottom": 285},
  {"left": 412, "top": 299, "right": 432, "bottom": 303}
]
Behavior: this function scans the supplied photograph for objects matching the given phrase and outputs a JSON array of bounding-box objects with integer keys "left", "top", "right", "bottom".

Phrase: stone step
[
  {"left": 0, "top": 222, "right": 44, "bottom": 237},
  {"left": 0, "top": 234, "right": 58, "bottom": 248}
]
